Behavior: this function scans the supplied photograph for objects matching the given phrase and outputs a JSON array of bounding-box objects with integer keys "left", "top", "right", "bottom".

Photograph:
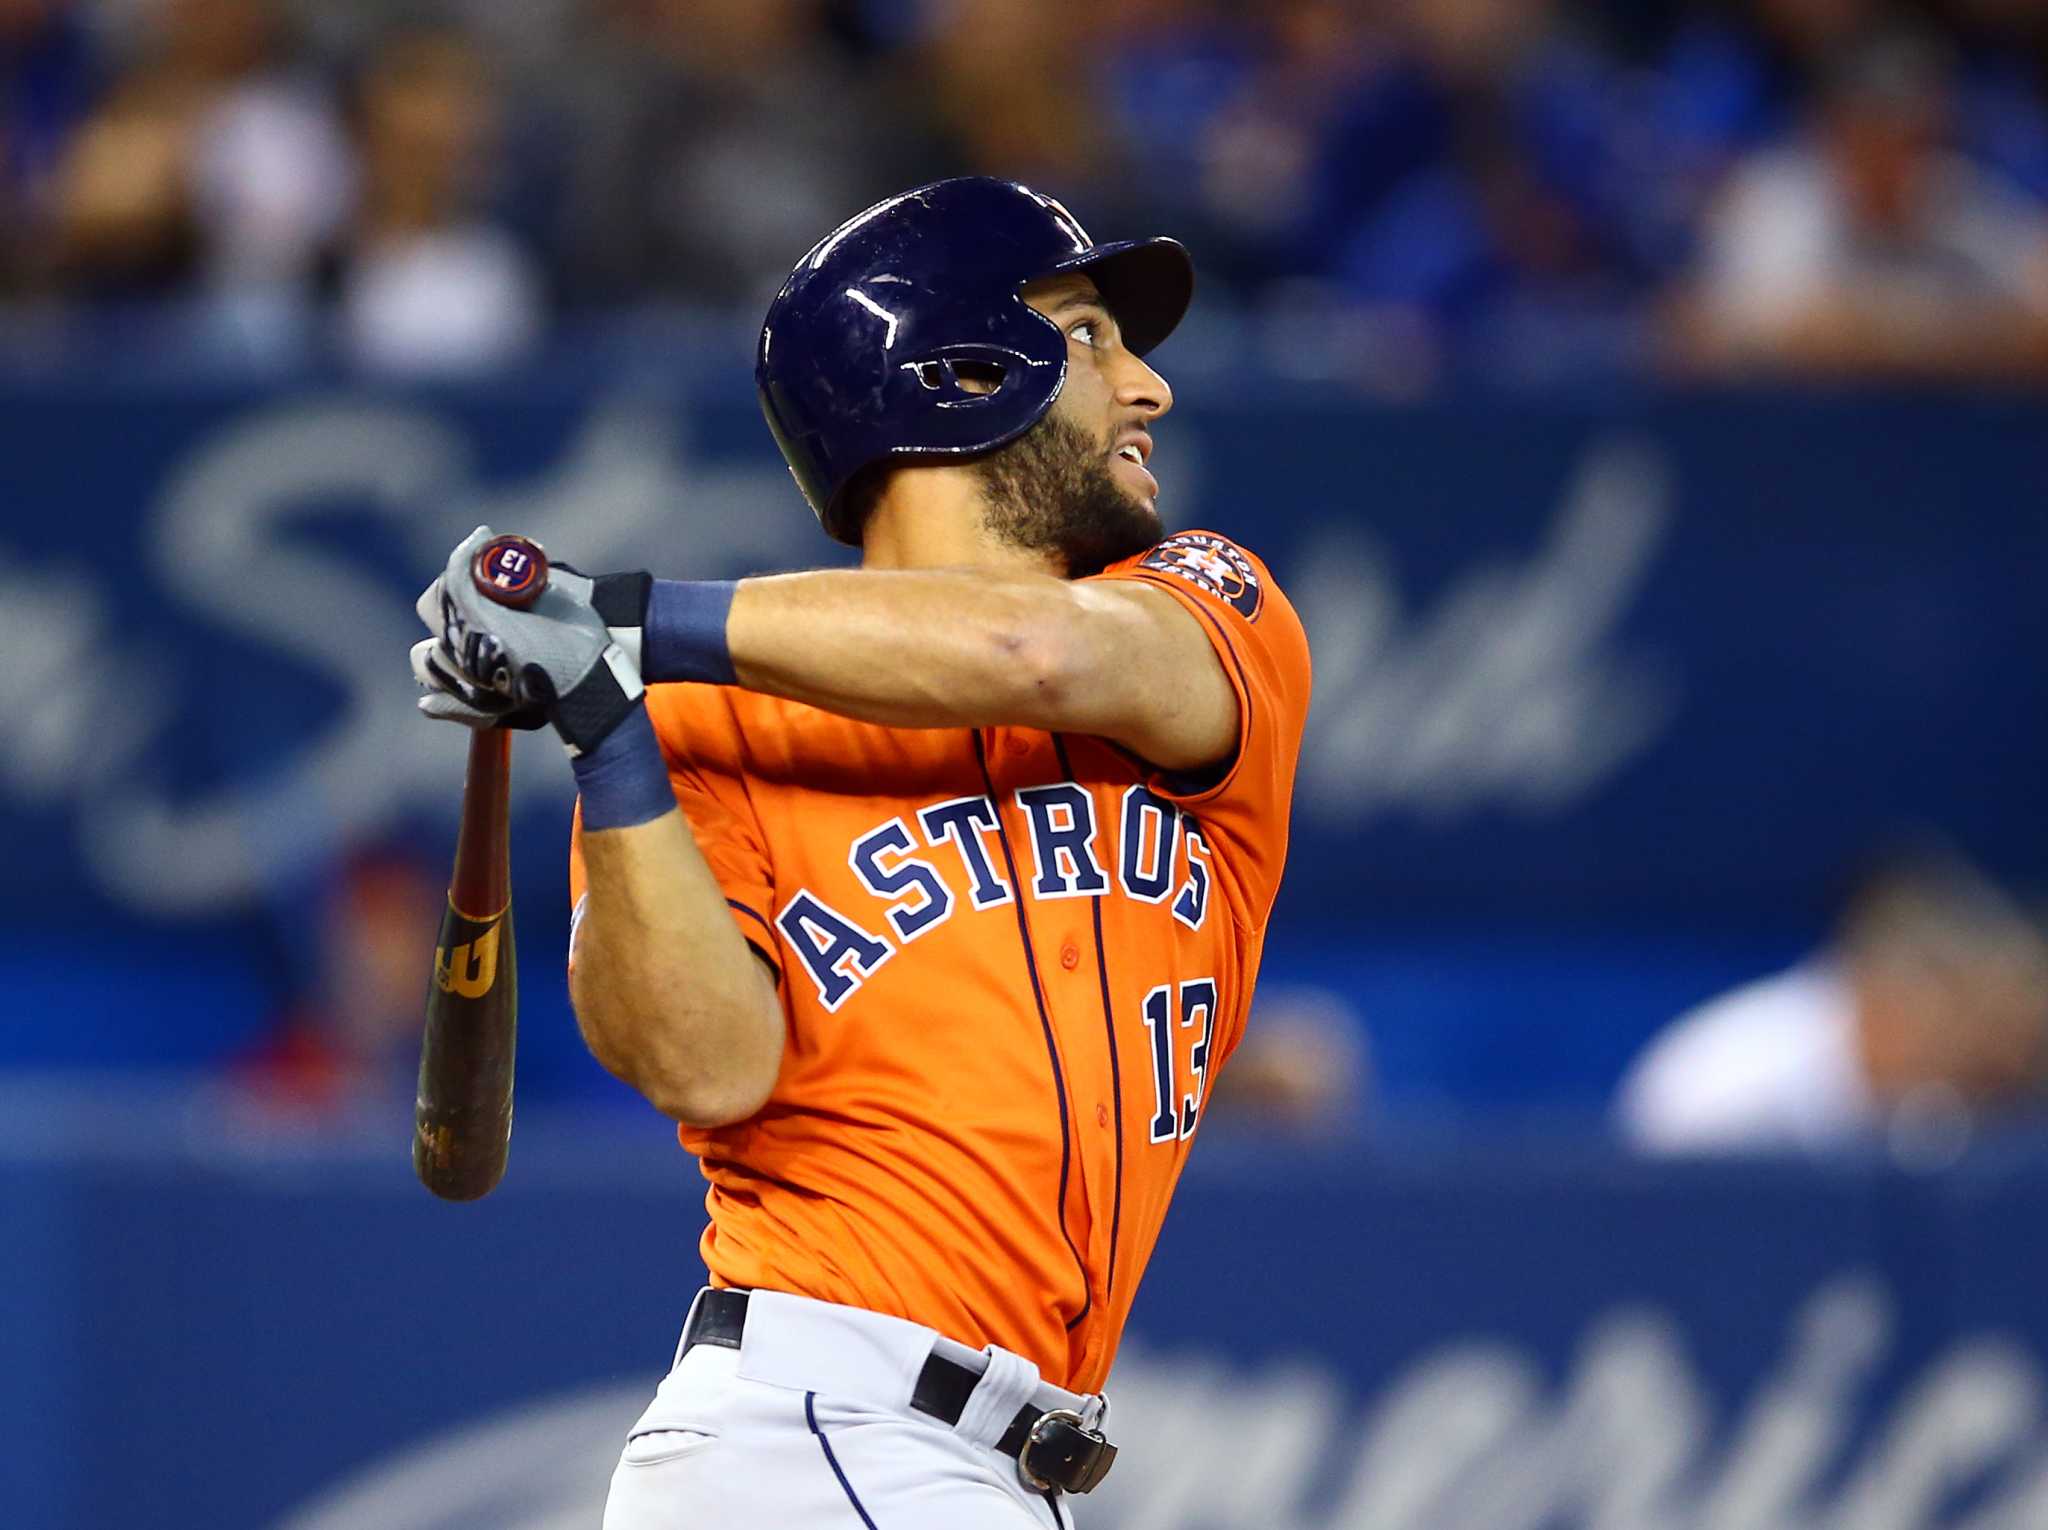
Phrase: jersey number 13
[{"left": 1140, "top": 979, "right": 1216, "bottom": 1143}]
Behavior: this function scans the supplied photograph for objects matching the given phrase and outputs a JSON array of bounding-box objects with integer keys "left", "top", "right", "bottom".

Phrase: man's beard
[{"left": 973, "top": 411, "right": 1160, "bottom": 577}]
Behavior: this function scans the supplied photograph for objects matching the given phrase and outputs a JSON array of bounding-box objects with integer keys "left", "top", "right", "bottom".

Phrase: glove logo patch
[{"left": 1140, "top": 533, "right": 1263, "bottom": 620}]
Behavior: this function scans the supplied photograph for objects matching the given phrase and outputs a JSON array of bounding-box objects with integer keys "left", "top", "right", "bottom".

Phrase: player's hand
[
  {"left": 423, "top": 526, "right": 645, "bottom": 756},
  {"left": 409, "top": 634, "right": 549, "bottom": 730},
  {"left": 410, "top": 554, "right": 653, "bottom": 732}
]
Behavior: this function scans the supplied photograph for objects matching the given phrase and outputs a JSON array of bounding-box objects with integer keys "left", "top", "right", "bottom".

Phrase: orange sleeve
[
  {"left": 567, "top": 688, "right": 780, "bottom": 980},
  {"left": 1087, "top": 531, "right": 1312, "bottom": 914}
]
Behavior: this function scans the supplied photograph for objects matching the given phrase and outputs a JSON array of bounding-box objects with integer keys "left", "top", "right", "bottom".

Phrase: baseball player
[{"left": 411, "top": 177, "right": 1311, "bottom": 1527}]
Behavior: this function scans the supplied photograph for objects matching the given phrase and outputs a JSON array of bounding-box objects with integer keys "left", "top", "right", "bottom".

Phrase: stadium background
[{"left": 4, "top": 1, "right": 2048, "bottom": 1526}]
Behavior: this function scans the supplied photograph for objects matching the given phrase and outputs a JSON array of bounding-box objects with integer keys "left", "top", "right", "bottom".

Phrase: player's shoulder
[
  {"left": 1100, "top": 529, "right": 1290, "bottom": 627},
  {"left": 1108, "top": 531, "right": 1311, "bottom": 689}
]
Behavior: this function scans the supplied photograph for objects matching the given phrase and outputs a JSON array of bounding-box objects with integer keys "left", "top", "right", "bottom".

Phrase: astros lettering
[{"left": 782, "top": 786, "right": 1211, "bottom": 1011}]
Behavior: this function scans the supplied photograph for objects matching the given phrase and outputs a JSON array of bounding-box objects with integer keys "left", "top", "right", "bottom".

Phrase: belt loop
[
  {"left": 954, "top": 1347, "right": 1041, "bottom": 1450},
  {"left": 1080, "top": 1391, "right": 1109, "bottom": 1433},
  {"left": 674, "top": 1286, "right": 714, "bottom": 1370}
]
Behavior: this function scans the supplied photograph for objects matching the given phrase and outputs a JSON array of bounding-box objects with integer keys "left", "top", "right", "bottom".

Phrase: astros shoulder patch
[{"left": 1140, "top": 532, "right": 1264, "bottom": 621}]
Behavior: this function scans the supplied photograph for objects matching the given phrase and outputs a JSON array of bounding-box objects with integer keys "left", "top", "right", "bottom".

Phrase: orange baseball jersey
[{"left": 568, "top": 530, "right": 1311, "bottom": 1393}]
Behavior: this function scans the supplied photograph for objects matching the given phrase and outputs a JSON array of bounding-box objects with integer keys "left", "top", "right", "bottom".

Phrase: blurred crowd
[
  {"left": 5, "top": 0, "right": 2048, "bottom": 382},
  {"left": 1619, "top": 847, "right": 2048, "bottom": 1158}
]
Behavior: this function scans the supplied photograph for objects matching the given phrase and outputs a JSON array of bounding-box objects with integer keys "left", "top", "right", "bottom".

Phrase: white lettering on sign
[
  {"left": 273, "top": 1276, "right": 2048, "bottom": 1530},
  {"left": 1293, "top": 438, "right": 1678, "bottom": 824},
  {"left": 1, "top": 397, "right": 809, "bottom": 914},
  {"left": 6, "top": 422, "right": 1674, "bottom": 914}
]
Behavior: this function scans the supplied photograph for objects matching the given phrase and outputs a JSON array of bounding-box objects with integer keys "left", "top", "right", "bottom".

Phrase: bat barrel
[{"left": 415, "top": 727, "right": 517, "bottom": 1201}]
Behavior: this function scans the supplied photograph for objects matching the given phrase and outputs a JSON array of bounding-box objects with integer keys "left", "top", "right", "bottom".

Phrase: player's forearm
[
  {"left": 633, "top": 565, "right": 1235, "bottom": 767},
  {"left": 570, "top": 810, "right": 783, "bottom": 1126},
  {"left": 720, "top": 567, "right": 1110, "bottom": 729}
]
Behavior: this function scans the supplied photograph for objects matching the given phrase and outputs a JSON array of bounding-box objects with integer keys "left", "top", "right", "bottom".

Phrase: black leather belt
[{"left": 681, "top": 1288, "right": 1116, "bottom": 1495}]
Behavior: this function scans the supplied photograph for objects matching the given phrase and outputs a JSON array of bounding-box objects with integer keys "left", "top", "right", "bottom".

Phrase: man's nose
[{"left": 1115, "top": 352, "right": 1173, "bottom": 420}]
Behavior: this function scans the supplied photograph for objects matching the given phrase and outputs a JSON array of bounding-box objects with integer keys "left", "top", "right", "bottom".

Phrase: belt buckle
[{"left": 1016, "top": 1408, "right": 1117, "bottom": 1495}]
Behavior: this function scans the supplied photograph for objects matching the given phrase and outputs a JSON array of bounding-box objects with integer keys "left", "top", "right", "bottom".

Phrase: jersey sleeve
[
  {"left": 1087, "top": 530, "right": 1313, "bottom": 912},
  {"left": 567, "top": 687, "right": 780, "bottom": 980}
]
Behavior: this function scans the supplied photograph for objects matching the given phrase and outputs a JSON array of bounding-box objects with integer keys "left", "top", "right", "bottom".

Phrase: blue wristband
[
  {"left": 569, "top": 705, "right": 674, "bottom": 831},
  {"left": 642, "top": 579, "right": 738, "bottom": 685}
]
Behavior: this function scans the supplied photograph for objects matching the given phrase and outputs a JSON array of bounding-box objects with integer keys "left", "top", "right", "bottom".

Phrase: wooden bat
[{"left": 413, "top": 534, "right": 550, "bottom": 1201}]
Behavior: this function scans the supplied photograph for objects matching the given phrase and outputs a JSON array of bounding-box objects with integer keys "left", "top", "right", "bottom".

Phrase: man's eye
[{"left": 1069, "top": 320, "right": 1097, "bottom": 345}]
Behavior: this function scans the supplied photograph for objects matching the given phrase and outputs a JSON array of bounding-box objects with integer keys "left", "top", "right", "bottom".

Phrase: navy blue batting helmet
[{"left": 757, "top": 177, "right": 1195, "bottom": 545}]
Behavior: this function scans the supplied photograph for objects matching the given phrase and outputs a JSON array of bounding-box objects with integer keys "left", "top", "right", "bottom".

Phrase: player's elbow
[
  {"left": 987, "top": 613, "right": 1078, "bottom": 717},
  {"left": 1005, "top": 589, "right": 1170, "bottom": 734},
  {"left": 571, "top": 969, "right": 782, "bottom": 1128},
  {"left": 993, "top": 589, "right": 1135, "bottom": 724},
  {"left": 661, "top": 1001, "right": 781, "bottom": 1126},
  {"left": 589, "top": 1018, "right": 777, "bottom": 1129},
  {"left": 646, "top": 1065, "right": 776, "bottom": 1130}
]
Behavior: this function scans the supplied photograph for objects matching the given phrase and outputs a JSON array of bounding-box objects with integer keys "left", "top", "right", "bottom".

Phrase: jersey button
[
  {"left": 1059, "top": 942, "right": 1080, "bottom": 970},
  {"left": 1096, "top": 1103, "right": 1110, "bottom": 1129},
  {"left": 1007, "top": 737, "right": 1030, "bottom": 757}
]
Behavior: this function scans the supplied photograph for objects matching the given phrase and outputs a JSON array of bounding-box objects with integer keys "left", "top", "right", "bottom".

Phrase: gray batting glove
[
  {"left": 410, "top": 635, "right": 548, "bottom": 730},
  {"left": 426, "top": 526, "right": 646, "bottom": 757},
  {"left": 411, "top": 560, "right": 653, "bottom": 732}
]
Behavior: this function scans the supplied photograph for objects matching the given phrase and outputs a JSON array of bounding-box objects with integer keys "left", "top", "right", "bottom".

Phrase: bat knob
[{"left": 472, "top": 534, "right": 550, "bottom": 608}]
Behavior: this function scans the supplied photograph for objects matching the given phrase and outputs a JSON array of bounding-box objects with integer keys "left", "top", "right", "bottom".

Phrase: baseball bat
[{"left": 413, "top": 534, "right": 550, "bottom": 1201}]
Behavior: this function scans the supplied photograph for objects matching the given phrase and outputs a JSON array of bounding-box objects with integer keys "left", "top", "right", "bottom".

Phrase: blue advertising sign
[
  {"left": 8, "top": 1100, "right": 2048, "bottom": 1530},
  {"left": 1, "top": 373, "right": 2041, "bottom": 1088}
]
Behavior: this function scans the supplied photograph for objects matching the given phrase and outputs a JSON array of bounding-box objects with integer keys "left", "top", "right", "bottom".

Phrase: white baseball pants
[{"left": 602, "top": 1289, "right": 1099, "bottom": 1529}]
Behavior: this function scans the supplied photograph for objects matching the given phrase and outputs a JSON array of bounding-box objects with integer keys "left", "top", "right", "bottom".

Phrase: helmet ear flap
[
  {"left": 904, "top": 346, "right": 1045, "bottom": 409},
  {"left": 905, "top": 357, "right": 1002, "bottom": 394}
]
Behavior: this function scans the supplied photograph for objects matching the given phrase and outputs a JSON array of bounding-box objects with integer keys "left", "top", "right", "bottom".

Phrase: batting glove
[
  {"left": 410, "top": 634, "right": 548, "bottom": 730},
  {"left": 422, "top": 526, "right": 654, "bottom": 758},
  {"left": 411, "top": 562, "right": 653, "bottom": 731}
]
